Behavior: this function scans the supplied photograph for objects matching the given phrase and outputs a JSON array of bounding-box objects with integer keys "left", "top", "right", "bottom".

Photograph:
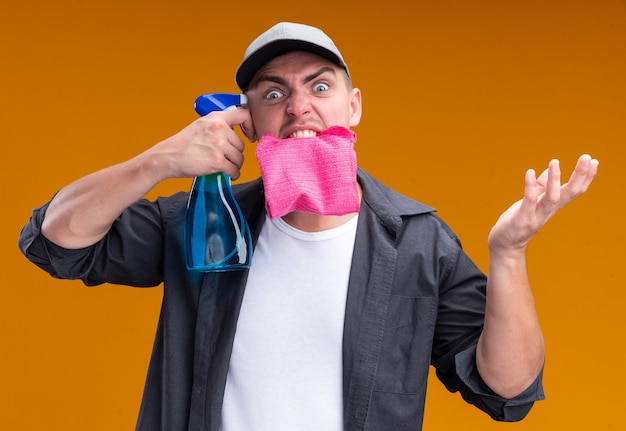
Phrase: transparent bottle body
[{"left": 184, "top": 173, "right": 252, "bottom": 271}]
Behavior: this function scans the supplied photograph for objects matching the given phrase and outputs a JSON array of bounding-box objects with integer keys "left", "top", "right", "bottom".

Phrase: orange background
[{"left": 1, "top": 0, "right": 624, "bottom": 429}]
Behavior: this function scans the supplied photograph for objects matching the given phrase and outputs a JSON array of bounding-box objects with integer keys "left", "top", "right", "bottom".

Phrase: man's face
[{"left": 245, "top": 51, "right": 362, "bottom": 140}]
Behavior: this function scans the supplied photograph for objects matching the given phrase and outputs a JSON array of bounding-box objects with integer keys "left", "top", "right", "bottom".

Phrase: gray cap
[{"left": 235, "top": 22, "right": 349, "bottom": 91}]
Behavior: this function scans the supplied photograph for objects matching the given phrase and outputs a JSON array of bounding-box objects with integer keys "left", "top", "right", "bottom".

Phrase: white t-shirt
[{"left": 220, "top": 215, "right": 358, "bottom": 431}]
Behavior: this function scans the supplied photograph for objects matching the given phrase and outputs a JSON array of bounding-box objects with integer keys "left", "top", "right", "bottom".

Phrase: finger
[
  {"left": 224, "top": 126, "right": 246, "bottom": 153},
  {"left": 239, "top": 116, "right": 257, "bottom": 143},
  {"left": 223, "top": 136, "right": 245, "bottom": 168},
  {"left": 563, "top": 154, "right": 599, "bottom": 197},
  {"left": 544, "top": 159, "right": 561, "bottom": 207},
  {"left": 194, "top": 115, "right": 245, "bottom": 155},
  {"left": 585, "top": 157, "right": 600, "bottom": 189},
  {"left": 224, "top": 107, "right": 256, "bottom": 142},
  {"left": 519, "top": 168, "right": 539, "bottom": 215},
  {"left": 216, "top": 149, "right": 243, "bottom": 180},
  {"left": 535, "top": 166, "right": 550, "bottom": 188}
]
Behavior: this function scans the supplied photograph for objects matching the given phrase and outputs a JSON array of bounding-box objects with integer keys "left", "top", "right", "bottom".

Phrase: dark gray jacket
[{"left": 18, "top": 169, "right": 544, "bottom": 431}]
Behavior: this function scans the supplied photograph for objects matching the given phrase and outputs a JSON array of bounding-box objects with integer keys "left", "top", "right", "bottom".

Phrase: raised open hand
[{"left": 488, "top": 154, "right": 599, "bottom": 254}]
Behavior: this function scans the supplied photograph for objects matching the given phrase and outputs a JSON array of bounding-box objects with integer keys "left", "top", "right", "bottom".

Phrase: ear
[{"left": 349, "top": 88, "right": 362, "bottom": 127}]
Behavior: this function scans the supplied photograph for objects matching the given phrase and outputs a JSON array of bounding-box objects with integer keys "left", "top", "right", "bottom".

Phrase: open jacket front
[{"left": 19, "top": 168, "right": 544, "bottom": 431}]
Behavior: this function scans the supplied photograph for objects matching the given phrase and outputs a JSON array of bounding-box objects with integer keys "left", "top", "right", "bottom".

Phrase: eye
[
  {"left": 313, "top": 82, "right": 329, "bottom": 92},
  {"left": 264, "top": 90, "right": 284, "bottom": 100}
]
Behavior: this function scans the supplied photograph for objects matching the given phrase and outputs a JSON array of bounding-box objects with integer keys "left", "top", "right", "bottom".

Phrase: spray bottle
[{"left": 184, "top": 93, "right": 252, "bottom": 272}]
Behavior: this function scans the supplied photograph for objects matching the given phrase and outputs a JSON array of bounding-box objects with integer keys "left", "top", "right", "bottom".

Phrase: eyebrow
[{"left": 253, "top": 66, "right": 337, "bottom": 88}]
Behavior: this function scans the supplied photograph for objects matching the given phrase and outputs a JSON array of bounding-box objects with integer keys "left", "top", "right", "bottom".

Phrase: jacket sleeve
[
  {"left": 18, "top": 198, "right": 168, "bottom": 287},
  {"left": 451, "top": 345, "right": 545, "bottom": 421},
  {"left": 430, "top": 218, "right": 545, "bottom": 422}
]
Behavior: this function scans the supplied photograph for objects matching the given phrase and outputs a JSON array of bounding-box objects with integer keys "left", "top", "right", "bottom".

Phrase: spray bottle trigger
[{"left": 194, "top": 93, "right": 246, "bottom": 116}]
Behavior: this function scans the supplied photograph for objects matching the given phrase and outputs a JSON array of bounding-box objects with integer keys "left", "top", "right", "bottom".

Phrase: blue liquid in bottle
[
  {"left": 185, "top": 173, "right": 252, "bottom": 271},
  {"left": 184, "top": 93, "right": 252, "bottom": 272}
]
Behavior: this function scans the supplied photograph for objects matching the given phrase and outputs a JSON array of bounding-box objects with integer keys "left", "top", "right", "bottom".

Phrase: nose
[{"left": 286, "top": 90, "right": 311, "bottom": 118}]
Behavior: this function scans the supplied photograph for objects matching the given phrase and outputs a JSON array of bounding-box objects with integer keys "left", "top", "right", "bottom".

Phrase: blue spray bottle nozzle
[{"left": 194, "top": 93, "right": 247, "bottom": 116}]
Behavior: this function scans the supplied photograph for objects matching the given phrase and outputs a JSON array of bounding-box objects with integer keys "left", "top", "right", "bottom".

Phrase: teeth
[{"left": 289, "top": 130, "right": 317, "bottom": 138}]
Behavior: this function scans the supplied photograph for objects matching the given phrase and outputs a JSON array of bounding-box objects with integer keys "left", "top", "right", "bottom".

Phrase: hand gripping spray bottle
[{"left": 184, "top": 93, "right": 252, "bottom": 271}]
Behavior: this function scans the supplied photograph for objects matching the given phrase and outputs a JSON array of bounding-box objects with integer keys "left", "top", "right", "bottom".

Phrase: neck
[
  {"left": 281, "top": 211, "right": 359, "bottom": 232},
  {"left": 281, "top": 183, "right": 362, "bottom": 232}
]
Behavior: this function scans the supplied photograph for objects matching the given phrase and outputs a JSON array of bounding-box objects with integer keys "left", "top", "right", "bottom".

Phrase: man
[{"left": 18, "top": 22, "right": 598, "bottom": 430}]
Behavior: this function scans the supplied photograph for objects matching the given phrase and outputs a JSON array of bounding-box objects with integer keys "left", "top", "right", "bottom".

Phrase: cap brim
[{"left": 235, "top": 39, "right": 346, "bottom": 91}]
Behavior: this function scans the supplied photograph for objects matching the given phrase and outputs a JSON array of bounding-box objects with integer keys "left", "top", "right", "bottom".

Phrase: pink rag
[{"left": 255, "top": 126, "right": 360, "bottom": 220}]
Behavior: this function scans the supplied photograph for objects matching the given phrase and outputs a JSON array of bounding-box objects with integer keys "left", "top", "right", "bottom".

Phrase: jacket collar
[
  {"left": 357, "top": 168, "right": 435, "bottom": 238},
  {"left": 233, "top": 168, "right": 436, "bottom": 235}
]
